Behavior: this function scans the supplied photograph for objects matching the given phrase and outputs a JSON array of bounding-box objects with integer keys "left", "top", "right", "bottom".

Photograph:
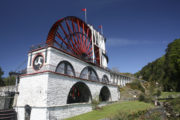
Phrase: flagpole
[
  {"left": 101, "top": 26, "right": 103, "bottom": 34},
  {"left": 82, "top": 8, "right": 87, "bottom": 23},
  {"left": 99, "top": 25, "right": 103, "bottom": 34},
  {"left": 85, "top": 9, "right": 87, "bottom": 23}
]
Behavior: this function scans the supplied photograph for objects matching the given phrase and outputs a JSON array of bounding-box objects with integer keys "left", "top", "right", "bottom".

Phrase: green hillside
[{"left": 135, "top": 39, "right": 180, "bottom": 91}]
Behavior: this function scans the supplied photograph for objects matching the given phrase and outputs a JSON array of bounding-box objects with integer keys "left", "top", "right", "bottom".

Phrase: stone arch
[
  {"left": 99, "top": 86, "right": 111, "bottom": 102},
  {"left": 67, "top": 81, "right": 92, "bottom": 104},
  {"left": 80, "top": 66, "right": 99, "bottom": 81},
  {"left": 102, "top": 75, "right": 109, "bottom": 83},
  {"left": 56, "top": 60, "right": 75, "bottom": 76}
]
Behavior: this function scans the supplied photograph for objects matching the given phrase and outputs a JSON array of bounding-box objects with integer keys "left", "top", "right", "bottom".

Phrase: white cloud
[{"left": 106, "top": 38, "right": 161, "bottom": 47}]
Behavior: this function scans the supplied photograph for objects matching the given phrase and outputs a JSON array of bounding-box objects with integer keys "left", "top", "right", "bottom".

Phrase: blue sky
[{"left": 0, "top": 0, "right": 180, "bottom": 77}]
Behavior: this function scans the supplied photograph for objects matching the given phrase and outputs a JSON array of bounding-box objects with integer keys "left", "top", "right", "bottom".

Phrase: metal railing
[{"left": 29, "top": 43, "right": 47, "bottom": 51}]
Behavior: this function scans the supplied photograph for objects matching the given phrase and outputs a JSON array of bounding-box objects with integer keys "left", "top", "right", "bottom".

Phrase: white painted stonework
[{"left": 15, "top": 46, "right": 121, "bottom": 120}]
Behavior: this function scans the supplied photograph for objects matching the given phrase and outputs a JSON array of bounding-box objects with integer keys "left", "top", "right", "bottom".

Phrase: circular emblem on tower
[{"left": 33, "top": 54, "right": 44, "bottom": 71}]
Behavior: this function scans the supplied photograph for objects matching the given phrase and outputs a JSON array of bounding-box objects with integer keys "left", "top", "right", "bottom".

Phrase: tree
[
  {"left": 164, "top": 39, "right": 180, "bottom": 91},
  {"left": 111, "top": 67, "right": 120, "bottom": 73},
  {"left": 135, "top": 39, "right": 180, "bottom": 91},
  {"left": 0, "top": 67, "right": 5, "bottom": 86},
  {"left": 3, "top": 76, "right": 16, "bottom": 86}
]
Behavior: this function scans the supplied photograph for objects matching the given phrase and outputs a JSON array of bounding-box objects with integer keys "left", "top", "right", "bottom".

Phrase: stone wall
[
  {"left": 17, "top": 73, "right": 48, "bottom": 107},
  {"left": 47, "top": 72, "right": 119, "bottom": 106},
  {"left": 0, "top": 86, "right": 15, "bottom": 109},
  {"left": 27, "top": 47, "right": 111, "bottom": 83},
  {"left": 16, "top": 46, "right": 120, "bottom": 120},
  {"left": 48, "top": 103, "right": 92, "bottom": 120}
]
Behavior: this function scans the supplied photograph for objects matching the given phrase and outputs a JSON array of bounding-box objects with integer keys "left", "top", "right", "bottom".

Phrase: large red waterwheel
[{"left": 46, "top": 16, "right": 99, "bottom": 63}]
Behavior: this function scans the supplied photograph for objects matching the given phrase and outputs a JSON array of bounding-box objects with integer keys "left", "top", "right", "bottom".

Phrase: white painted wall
[
  {"left": 27, "top": 47, "right": 110, "bottom": 82},
  {"left": 48, "top": 104, "right": 92, "bottom": 120},
  {"left": 17, "top": 73, "right": 48, "bottom": 107},
  {"left": 47, "top": 72, "right": 119, "bottom": 106},
  {"left": 16, "top": 47, "right": 120, "bottom": 120},
  {"left": 16, "top": 73, "right": 48, "bottom": 120}
]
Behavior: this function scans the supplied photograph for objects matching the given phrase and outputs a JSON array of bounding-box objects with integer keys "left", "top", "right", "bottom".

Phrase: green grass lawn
[
  {"left": 160, "top": 92, "right": 180, "bottom": 98},
  {"left": 65, "top": 101, "right": 154, "bottom": 120}
]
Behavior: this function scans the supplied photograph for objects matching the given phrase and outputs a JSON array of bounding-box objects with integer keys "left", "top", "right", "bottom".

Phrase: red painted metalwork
[
  {"left": 72, "top": 86, "right": 80, "bottom": 98},
  {"left": 46, "top": 16, "right": 98, "bottom": 62}
]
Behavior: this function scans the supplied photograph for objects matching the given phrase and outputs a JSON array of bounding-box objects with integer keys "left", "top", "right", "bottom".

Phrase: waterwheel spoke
[
  {"left": 59, "top": 23, "right": 69, "bottom": 39},
  {"left": 56, "top": 32, "right": 78, "bottom": 54},
  {"left": 77, "top": 19, "right": 82, "bottom": 49},
  {"left": 86, "top": 36, "right": 92, "bottom": 54},
  {"left": 65, "top": 19, "right": 81, "bottom": 55},
  {"left": 73, "top": 20, "right": 81, "bottom": 48},
  {"left": 84, "top": 28, "right": 89, "bottom": 51},
  {"left": 71, "top": 20, "right": 81, "bottom": 50},
  {"left": 82, "top": 23, "right": 85, "bottom": 52},
  {"left": 46, "top": 16, "right": 95, "bottom": 62}
]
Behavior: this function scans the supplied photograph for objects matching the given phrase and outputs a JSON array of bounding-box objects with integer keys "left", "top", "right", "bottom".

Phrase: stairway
[{"left": 0, "top": 109, "right": 17, "bottom": 120}]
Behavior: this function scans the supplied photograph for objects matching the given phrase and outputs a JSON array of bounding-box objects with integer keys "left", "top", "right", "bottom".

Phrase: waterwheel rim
[{"left": 46, "top": 16, "right": 94, "bottom": 61}]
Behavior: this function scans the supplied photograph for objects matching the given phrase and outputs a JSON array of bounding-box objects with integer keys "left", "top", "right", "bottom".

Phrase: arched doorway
[
  {"left": 99, "top": 86, "right": 111, "bottom": 101},
  {"left": 67, "top": 82, "right": 92, "bottom": 104}
]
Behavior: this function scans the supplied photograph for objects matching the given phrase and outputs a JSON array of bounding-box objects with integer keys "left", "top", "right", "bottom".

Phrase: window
[
  {"left": 56, "top": 61, "right": 75, "bottom": 76},
  {"left": 102, "top": 75, "right": 109, "bottom": 83},
  {"left": 80, "top": 66, "right": 99, "bottom": 81}
]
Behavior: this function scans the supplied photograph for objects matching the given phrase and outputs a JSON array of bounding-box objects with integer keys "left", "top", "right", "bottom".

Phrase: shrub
[
  {"left": 138, "top": 94, "right": 153, "bottom": 103},
  {"left": 139, "top": 94, "right": 145, "bottom": 102},
  {"left": 127, "top": 80, "right": 145, "bottom": 93},
  {"left": 118, "top": 86, "right": 124, "bottom": 92},
  {"left": 91, "top": 96, "right": 100, "bottom": 110},
  {"left": 110, "top": 110, "right": 149, "bottom": 120},
  {"left": 155, "top": 89, "right": 161, "bottom": 97}
]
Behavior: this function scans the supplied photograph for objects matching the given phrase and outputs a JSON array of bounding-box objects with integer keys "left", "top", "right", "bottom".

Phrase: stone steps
[{"left": 0, "top": 109, "right": 17, "bottom": 120}]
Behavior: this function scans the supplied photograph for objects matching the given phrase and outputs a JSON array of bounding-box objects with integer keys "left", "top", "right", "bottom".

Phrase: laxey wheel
[{"left": 46, "top": 16, "right": 100, "bottom": 63}]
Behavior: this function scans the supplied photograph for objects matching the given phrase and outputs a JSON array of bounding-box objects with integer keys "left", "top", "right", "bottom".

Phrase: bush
[
  {"left": 91, "top": 97, "right": 100, "bottom": 110},
  {"left": 138, "top": 94, "right": 153, "bottom": 103},
  {"left": 110, "top": 110, "right": 148, "bottom": 120},
  {"left": 139, "top": 94, "right": 145, "bottom": 102},
  {"left": 118, "top": 86, "right": 125, "bottom": 92},
  {"left": 156, "top": 89, "right": 161, "bottom": 97},
  {"left": 3, "top": 76, "right": 16, "bottom": 86},
  {"left": 127, "top": 80, "right": 145, "bottom": 93}
]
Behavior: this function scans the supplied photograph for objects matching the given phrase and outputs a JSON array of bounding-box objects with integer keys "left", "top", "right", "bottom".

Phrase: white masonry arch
[{"left": 67, "top": 81, "right": 92, "bottom": 104}]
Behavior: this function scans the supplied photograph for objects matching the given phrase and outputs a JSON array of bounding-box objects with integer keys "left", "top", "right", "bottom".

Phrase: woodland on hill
[{"left": 135, "top": 39, "right": 180, "bottom": 92}]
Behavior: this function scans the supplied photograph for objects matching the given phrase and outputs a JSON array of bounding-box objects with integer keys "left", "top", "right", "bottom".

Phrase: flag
[
  {"left": 81, "top": 8, "right": 87, "bottom": 23},
  {"left": 81, "top": 8, "right": 86, "bottom": 11},
  {"left": 99, "top": 25, "right": 102, "bottom": 29}
]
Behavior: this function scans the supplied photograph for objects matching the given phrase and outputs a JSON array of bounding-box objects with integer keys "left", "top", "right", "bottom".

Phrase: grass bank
[
  {"left": 159, "top": 92, "right": 180, "bottom": 99},
  {"left": 65, "top": 101, "right": 154, "bottom": 120}
]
